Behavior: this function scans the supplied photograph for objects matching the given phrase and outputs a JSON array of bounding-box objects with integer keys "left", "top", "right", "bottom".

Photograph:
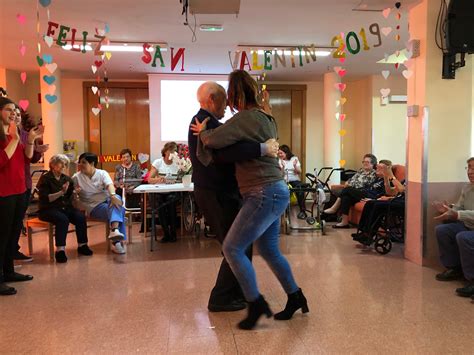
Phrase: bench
[{"left": 26, "top": 217, "right": 111, "bottom": 261}]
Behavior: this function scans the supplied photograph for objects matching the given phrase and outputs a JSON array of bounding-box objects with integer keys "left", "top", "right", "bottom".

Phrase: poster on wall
[{"left": 63, "top": 140, "right": 77, "bottom": 161}]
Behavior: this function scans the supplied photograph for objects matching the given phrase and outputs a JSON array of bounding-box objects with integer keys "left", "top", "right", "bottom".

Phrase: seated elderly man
[
  {"left": 37, "top": 154, "right": 93, "bottom": 263},
  {"left": 433, "top": 157, "right": 474, "bottom": 299}
]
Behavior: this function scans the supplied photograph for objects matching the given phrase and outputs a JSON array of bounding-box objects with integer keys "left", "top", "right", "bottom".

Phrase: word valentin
[
  {"left": 141, "top": 44, "right": 185, "bottom": 71},
  {"left": 46, "top": 21, "right": 107, "bottom": 54},
  {"left": 228, "top": 46, "right": 318, "bottom": 71}
]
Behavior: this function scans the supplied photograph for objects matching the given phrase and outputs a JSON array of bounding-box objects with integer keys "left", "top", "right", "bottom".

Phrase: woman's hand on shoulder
[{"left": 190, "top": 117, "right": 210, "bottom": 136}]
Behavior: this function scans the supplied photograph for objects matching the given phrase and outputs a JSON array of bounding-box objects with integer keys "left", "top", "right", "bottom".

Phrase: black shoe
[
  {"left": 14, "top": 252, "right": 33, "bottom": 262},
  {"left": 55, "top": 250, "right": 68, "bottom": 263},
  {"left": 77, "top": 245, "right": 93, "bottom": 256},
  {"left": 238, "top": 294, "right": 273, "bottom": 330},
  {"left": 297, "top": 211, "right": 307, "bottom": 220},
  {"left": 436, "top": 268, "right": 463, "bottom": 281},
  {"left": 0, "top": 283, "right": 17, "bottom": 296},
  {"left": 274, "top": 288, "right": 309, "bottom": 320},
  {"left": 208, "top": 300, "right": 246, "bottom": 312},
  {"left": 456, "top": 283, "right": 474, "bottom": 297},
  {"left": 4, "top": 272, "right": 33, "bottom": 282}
]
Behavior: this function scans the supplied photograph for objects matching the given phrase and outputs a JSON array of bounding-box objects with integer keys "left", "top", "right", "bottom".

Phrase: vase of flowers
[{"left": 171, "top": 151, "right": 192, "bottom": 184}]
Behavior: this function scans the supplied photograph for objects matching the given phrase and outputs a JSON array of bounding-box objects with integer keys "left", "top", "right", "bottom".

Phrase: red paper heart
[
  {"left": 94, "top": 60, "right": 103, "bottom": 68},
  {"left": 339, "top": 57, "right": 346, "bottom": 64},
  {"left": 19, "top": 99, "right": 29, "bottom": 111},
  {"left": 337, "top": 83, "right": 346, "bottom": 92},
  {"left": 395, "top": 63, "right": 399, "bottom": 69},
  {"left": 338, "top": 69, "right": 347, "bottom": 77},
  {"left": 339, "top": 114, "right": 346, "bottom": 122}
]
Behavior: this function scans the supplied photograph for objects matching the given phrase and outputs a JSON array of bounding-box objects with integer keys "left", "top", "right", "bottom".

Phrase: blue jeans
[
  {"left": 435, "top": 222, "right": 474, "bottom": 280},
  {"left": 90, "top": 197, "right": 127, "bottom": 240},
  {"left": 223, "top": 180, "right": 299, "bottom": 301}
]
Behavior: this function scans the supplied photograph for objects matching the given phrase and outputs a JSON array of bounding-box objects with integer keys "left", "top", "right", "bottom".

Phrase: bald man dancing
[{"left": 188, "top": 82, "right": 278, "bottom": 312}]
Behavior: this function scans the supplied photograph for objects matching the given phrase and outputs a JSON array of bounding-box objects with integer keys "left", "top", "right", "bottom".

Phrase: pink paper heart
[
  {"left": 19, "top": 44, "right": 26, "bottom": 56},
  {"left": 380, "top": 88, "right": 391, "bottom": 97},
  {"left": 381, "top": 70, "right": 390, "bottom": 79},
  {"left": 338, "top": 69, "right": 347, "bottom": 77},
  {"left": 92, "top": 107, "right": 101, "bottom": 116},
  {"left": 339, "top": 57, "right": 346, "bottom": 64},
  {"left": 381, "top": 27, "right": 392, "bottom": 36},
  {"left": 339, "top": 114, "right": 346, "bottom": 122},
  {"left": 333, "top": 66, "right": 342, "bottom": 73},
  {"left": 19, "top": 99, "right": 29, "bottom": 111},
  {"left": 16, "top": 14, "right": 26, "bottom": 25},
  {"left": 47, "top": 84, "right": 56, "bottom": 95},
  {"left": 382, "top": 8, "right": 391, "bottom": 18},
  {"left": 337, "top": 83, "right": 347, "bottom": 92},
  {"left": 402, "top": 70, "right": 413, "bottom": 79},
  {"left": 20, "top": 72, "right": 27, "bottom": 84}
]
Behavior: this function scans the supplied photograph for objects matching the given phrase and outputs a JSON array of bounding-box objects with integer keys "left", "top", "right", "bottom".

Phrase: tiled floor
[{"left": 2, "top": 219, "right": 473, "bottom": 354}]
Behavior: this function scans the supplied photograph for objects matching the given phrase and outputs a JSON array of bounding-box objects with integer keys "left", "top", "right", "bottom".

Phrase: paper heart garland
[
  {"left": 382, "top": 8, "right": 391, "bottom": 18},
  {"left": 336, "top": 100, "right": 340, "bottom": 108},
  {"left": 18, "top": 99, "right": 29, "bottom": 111},
  {"left": 45, "top": 94, "right": 57, "bottom": 104},
  {"left": 338, "top": 69, "right": 347, "bottom": 77},
  {"left": 105, "top": 52, "right": 112, "bottom": 60},
  {"left": 138, "top": 153, "right": 150, "bottom": 164},
  {"left": 19, "top": 44, "right": 26, "bottom": 56},
  {"left": 44, "top": 36, "right": 54, "bottom": 47},
  {"left": 395, "top": 34, "right": 401, "bottom": 41},
  {"left": 381, "top": 27, "right": 392, "bottom": 36},
  {"left": 91, "top": 86, "right": 99, "bottom": 95},
  {"left": 402, "top": 70, "right": 413, "bottom": 79},
  {"left": 43, "top": 54, "right": 53, "bottom": 64},
  {"left": 339, "top": 159, "right": 346, "bottom": 168},
  {"left": 340, "top": 114, "right": 346, "bottom": 122},
  {"left": 91, "top": 65, "right": 97, "bottom": 74},
  {"left": 43, "top": 75, "right": 56, "bottom": 85},
  {"left": 335, "top": 83, "right": 346, "bottom": 92},
  {"left": 36, "top": 55, "right": 44, "bottom": 66},
  {"left": 20, "top": 72, "right": 27, "bottom": 84},
  {"left": 45, "top": 63, "right": 57, "bottom": 74},
  {"left": 382, "top": 70, "right": 390, "bottom": 79},
  {"left": 39, "top": 0, "right": 51, "bottom": 7},
  {"left": 333, "top": 66, "right": 342, "bottom": 73},
  {"left": 105, "top": 24, "right": 110, "bottom": 33},
  {"left": 340, "top": 97, "right": 347, "bottom": 105},
  {"left": 92, "top": 107, "right": 101, "bottom": 116},
  {"left": 339, "top": 129, "right": 347, "bottom": 136},
  {"left": 16, "top": 14, "right": 26, "bottom": 25},
  {"left": 335, "top": 112, "right": 340, "bottom": 120},
  {"left": 47, "top": 85, "right": 56, "bottom": 96},
  {"left": 339, "top": 57, "right": 346, "bottom": 64},
  {"left": 380, "top": 88, "right": 391, "bottom": 97},
  {"left": 94, "top": 60, "right": 103, "bottom": 68},
  {"left": 395, "top": 63, "right": 400, "bottom": 69}
]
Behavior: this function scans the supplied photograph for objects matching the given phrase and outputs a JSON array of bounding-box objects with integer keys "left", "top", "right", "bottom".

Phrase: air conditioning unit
[
  {"left": 189, "top": 0, "right": 240, "bottom": 14},
  {"left": 389, "top": 95, "right": 407, "bottom": 103}
]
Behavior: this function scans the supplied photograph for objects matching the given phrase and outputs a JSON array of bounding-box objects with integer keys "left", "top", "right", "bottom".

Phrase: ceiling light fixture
[
  {"left": 61, "top": 41, "right": 168, "bottom": 52},
  {"left": 199, "top": 24, "right": 224, "bottom": 32}
]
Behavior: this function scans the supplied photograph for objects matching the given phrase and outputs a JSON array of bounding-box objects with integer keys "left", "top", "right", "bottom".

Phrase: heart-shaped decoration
[
  {"left": 43, "top": 75, "right": 56, "bottom": 85},
  {"left": 337, "top": 83, "right": 347, "bottom": 92},
  {"left": 91, "top": 86, "right": 99, "bottom": 95},
  {"left": 405, "top": 50, "right": 413, "bottom": 59},
  {"left": 105, "top": 103, "right": 110, "bottom": 109},
  {"left": 91, "top": 65, "right": 97, "bottom": 74},
  {"left": 380, "top": 88, "right": 391, "bottom": 97},
  {"left": 395, "top": 34, "right": 401, "bottom": 41},
  {"left": 339, "top": 114, "right": 346, "bottom": 122},
  {"left": 396, "top": 25, "right": 400, "bottom": 30},
  {"left": 39, "top": 0, "right": 51, "bottom": 7},
  {"left": 382, "top": 8, "right": 391, "bottom": 18},
  {"left": 396, "top": 12, "right": 401, "bottom": 20},
  {"left": 381, "top": 27, "right": 392, "bottom": 36},
  {"left": 339, "top": 129, "right": 347, "bottom": 136},
  {"left": 105, "top": 52, "right": 112, "bottom": 60},
  {"left": 19, "top": 44, "right": 26, "bottom": 56},
  {"left": 45, "top": 94, "right": 57, "bottom": 104},
  {"left": 16, "top": 14, "right": 26, "bottom": 25},
  {"left": 335, "top": 112, "right": 340, "bottom": 120},
  {"left": 20, "top": 72, "right": 27, "bottom": 84},
  {"left": 339, "top": 57, "right": 346, "bottom": 64},
  {"left": 340, "top": 97, "right": 347, "bottom": 105},
  {"left": 339, "top": 159, "right": 346, "bottom": 168},
  {"left": 336, "top": 100, "right": 340, "bottom": 108},
  {"left": 42, "top": 54, "right": 53, "bottom": 64},
  {"left": 333, "top": 66, "right": 342, "bottom": 73},
  {"left": 138, "top": 153, "right": 150, "bottom": 164},
  {"left": 395, "top": 50, "right": 400, "bottom": 57},
  {"left": 382, "top": 70, "right": 390, "bottom": 79},
  {"left": 94, "top": 60, "right": 103, "bottom": 68},
  {"left": 47, "top": 84, "right": 56, "bottom": 96},
  {"left": 92, "top": 107, "right": 101, "bottom": 116},
  {"left": 395, "top": 63, "right": 400, "bottom": 69},
  {"left": 338, "top": 69, "right": 347, "bottom": 77},
  {"left": 45, "top": 63, "right": 57, "bottom": 74},
  {"left": 402, "top": 70, "right": 413, "bottom": 79},
  {"left": 96, "top": 28, "right": 106, "bottom": 36},
  {"left": 36, "top": 55, "right": 44, "bottom": 67},
  {"left": 19, "top": 99, "right": 29, "bottom": 111},
  {"left": 403, "top": 60, "right": 413, "bottom": 68},
  {"left": 44, "top": 35, "right": 54, "bottom": 48},
  {"left": 105, "top": 23, "right": 110, "bottom": 33}
]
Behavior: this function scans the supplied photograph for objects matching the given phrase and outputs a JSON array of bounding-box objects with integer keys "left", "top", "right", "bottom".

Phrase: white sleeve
[
  {"left": 151, "top": 159, "right": 161, "bottom": 171},
  {"left": 293, "top": 156, "right": 301, "bottom": 170},
  {"left": 101, "top": 170, "right": 113, "bottom": 187}
]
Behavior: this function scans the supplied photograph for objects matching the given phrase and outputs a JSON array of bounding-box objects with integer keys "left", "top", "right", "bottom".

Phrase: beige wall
[
  {"left": 304, "top": 82, "right": 324, "bottom": 174},
  {"left": 2, "top": 69, "right": 41, "bottom": 121},
  {"left": 61, "top": 78, "right": 85, "bottom": 154}
]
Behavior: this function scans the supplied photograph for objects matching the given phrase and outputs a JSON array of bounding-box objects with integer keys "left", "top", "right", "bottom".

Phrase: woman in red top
[{"left": 0, "top": 97, "right": 42, "bottom": 296}]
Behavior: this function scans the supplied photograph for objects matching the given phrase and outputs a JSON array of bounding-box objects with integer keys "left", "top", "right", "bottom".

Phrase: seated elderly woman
[
  {"left": 37, "top": 154, "right": 93, "bottom": 263},
  {"left": 325, "top": 156, "right": 395, "bottom": 228},
  {"left": 72, "top": 152, "right": 127, "bottom": 254},
  {"left": 148, "top": 142, "right": 179, "bottom": 243},
  {"left": 114, "top": 148, "right": 142, "bottom": 208}
]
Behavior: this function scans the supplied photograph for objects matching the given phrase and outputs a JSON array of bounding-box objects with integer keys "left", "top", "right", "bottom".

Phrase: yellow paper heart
[
  {"left": 340, "top": 97, "right": 347, "bottom": 105},
  {"left": 105, "top": 52, "right": 112, "bottom": 60},
  {"left": 339, "top": 159, "right": 346, "bottom": 167},
  {"left": 338, "top": 129, "right": 347, "bottom": 136}
]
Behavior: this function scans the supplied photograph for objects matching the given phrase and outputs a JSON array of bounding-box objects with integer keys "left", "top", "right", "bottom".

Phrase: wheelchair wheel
[
  {"left": 182, "top": 193, "right": 195, "bottom": 233},
  {"left": 306, "top": 216, "right": 316, "bottom": 225},
  {"left": 374, "top": 236, "right": 392, "bottom": 255}
]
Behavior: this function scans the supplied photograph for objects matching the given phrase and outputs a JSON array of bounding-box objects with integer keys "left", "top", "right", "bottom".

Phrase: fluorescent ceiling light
[
  {"left": 62, "top": 44, "right": 167, "bottom": 52},
  {"left": 200, "top": 24, "right": 223, "bottom": 32}
]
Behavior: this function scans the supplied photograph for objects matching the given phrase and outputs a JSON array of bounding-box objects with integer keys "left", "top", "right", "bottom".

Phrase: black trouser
[
  {"left": 339, "top": 187, "right": 366, "bottom": 215},
  {"left": 157, "top": 193, "right": 178, "bottom": 239},
  {"left": 358, "top": 199, "right": 405, "bottom": 234},
  {"left": 0, "top": 193, "right": 27, "bottom": 279},
  {"left": 289, "top": 180, "right": 306, "bottom": 213},
  {"left": 194, "top": 187, "right": 252, "bottom": 305},
  {"left": 39, "top": 207, "right": 88, "bottom": 247},
  {"left": 14, "top": 188, "right": 31, "bottom": 253}
]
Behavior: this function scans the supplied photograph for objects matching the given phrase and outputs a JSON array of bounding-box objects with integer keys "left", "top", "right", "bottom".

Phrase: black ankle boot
[
  {"left": 238, "top": 295, "right": 273, "bottom": 330},
  {"left": 274, "top": 288, "right": 309, "bottom": 320}
]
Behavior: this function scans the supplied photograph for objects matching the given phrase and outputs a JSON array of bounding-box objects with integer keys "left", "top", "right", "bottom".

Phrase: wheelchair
[{"left": 181, "top": 192, "right": 214, "bottom": 238}]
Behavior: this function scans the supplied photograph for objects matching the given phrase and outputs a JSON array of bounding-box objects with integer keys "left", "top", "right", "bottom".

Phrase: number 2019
[{"left": 331, "top": 23, "right": 382, "bottom": 58}]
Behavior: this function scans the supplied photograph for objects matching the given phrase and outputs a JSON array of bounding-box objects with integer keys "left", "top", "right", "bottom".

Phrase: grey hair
[
  {"left": 49, "top": 154, "right": 70, "bottom": 169},
  {"left": 467, "top": 157, "right": 474, "bottom": 164}
]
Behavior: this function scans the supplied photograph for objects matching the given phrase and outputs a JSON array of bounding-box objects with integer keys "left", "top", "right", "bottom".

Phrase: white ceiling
[{"left": 0, "top": 0, "right": 421, "bottom": 81}]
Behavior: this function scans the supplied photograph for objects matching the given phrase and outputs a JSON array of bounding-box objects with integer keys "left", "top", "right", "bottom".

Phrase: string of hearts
[
  {"left": 90, "top": 25, "right": 112, "bottom": 116},
  {"left": 16, "top": 12, "right": 30, "bottom": 112},
  {"left": 333, "top": 60, "right": 348, "bottom": 168}
]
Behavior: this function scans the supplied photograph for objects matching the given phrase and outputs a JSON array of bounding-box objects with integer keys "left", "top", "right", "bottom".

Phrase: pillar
[
  {"left": 406, "top": 0, "right": 473, "bottom": 265},
  {"left": 323, "top": 72, "right": 341, "bottom": 183}
]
